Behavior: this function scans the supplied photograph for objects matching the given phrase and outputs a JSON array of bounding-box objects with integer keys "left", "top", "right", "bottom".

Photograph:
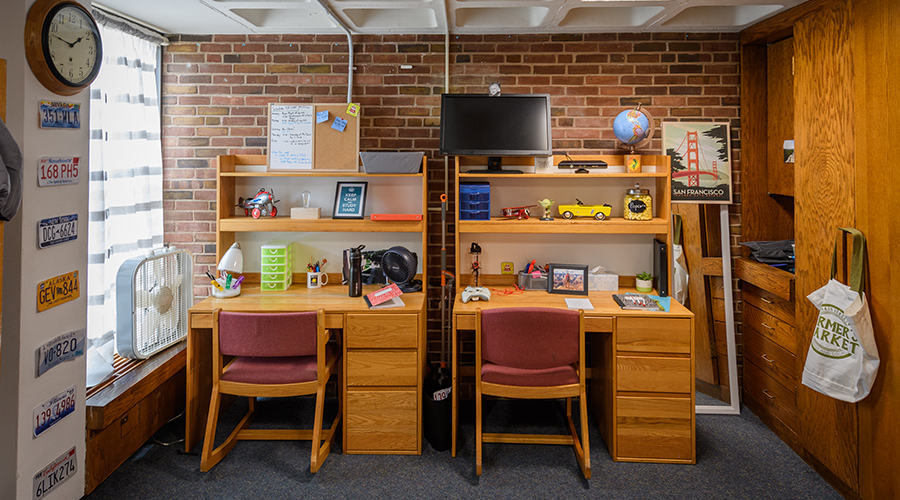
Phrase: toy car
[
  {"left": 501, "top": 205, "right": 536, "bottom": 220},
  {"left": 558, "top": 199, "right": 612, "bottom": 220},
  {"left": 237, "top": 188, "right": 280, "bottom": 219}
]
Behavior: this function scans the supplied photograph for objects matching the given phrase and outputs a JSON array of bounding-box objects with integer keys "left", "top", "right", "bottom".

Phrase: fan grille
[{"left": 131, "top": 250, "right": 192, "bottom": 357}]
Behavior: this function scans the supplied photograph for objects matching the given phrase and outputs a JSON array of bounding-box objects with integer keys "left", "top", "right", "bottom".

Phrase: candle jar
[{"left": 624, "top": 183, "right": 652, "bottom": 221}]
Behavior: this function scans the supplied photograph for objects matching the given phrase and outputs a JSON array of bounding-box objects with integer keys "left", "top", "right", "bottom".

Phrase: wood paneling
[
  {"left": 794, "top": 2, "right": 858, "bottom": 490},
  {"left": 851, "top": 1, "right": 900, "bottom": 498},
  {"left": 767, "top": 38, "right": 795, "bottom": 197}
]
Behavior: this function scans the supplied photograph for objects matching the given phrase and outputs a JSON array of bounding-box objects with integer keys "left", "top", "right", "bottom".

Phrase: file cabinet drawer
[
  {"left": 346, "top": 389, "right": 418, "bottom": 453},
  {"left": 347, "top": 350, "right": 418, "bottom": 387},
  {"left": 616, "top": 355, "right": 691, "bottom": 394},
  {"left": 346, "top": 314, "right": 418, "bottom": 349},
  {"left": 617, "top": 317, "right": 691, "bottom": 354},
  {"left": 616, "top": 395, "right": 693, "bottom": 462},
  {"left": 744, "top": 303, "right": 798, "bottom": 355}
]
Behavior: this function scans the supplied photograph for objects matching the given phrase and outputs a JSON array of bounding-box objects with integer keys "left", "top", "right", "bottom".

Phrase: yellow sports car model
[{"left": 558, "top": 199, "right": 612, "bottom": 220}]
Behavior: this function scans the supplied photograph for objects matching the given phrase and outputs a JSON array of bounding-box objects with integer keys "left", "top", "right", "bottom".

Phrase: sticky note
[
  {"left": 346, "top": 103, "right": 360, "bottom": 117},
  {"left": 332, "top": 117, "right": 348, "bottom": 132},
  {"left": 316, "top": 110, "right": 329, "bottom": 123}
]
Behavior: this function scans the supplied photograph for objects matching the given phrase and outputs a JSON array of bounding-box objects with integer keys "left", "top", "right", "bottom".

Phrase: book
[
  {"left": 613, "top": 293, "right": 664, "bottom": 311},
  {"left": 367, "top": 296, "right": 405, "bottom": 309},
  {"left": 364, "top": 282, "right": 403, "bottom": 308}
]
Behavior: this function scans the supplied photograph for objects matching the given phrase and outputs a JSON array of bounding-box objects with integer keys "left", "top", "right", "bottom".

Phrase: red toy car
[
  {"left": 501, "top": 205, "right": 536, "bottom": 220},
  {"left": 237, "top": 188, "right": 280, "bottom": 219}
]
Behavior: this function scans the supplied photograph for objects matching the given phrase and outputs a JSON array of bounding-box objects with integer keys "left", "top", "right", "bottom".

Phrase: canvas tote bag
[{"left": 802, "top": 228, "right": 880, "bottom": 403}]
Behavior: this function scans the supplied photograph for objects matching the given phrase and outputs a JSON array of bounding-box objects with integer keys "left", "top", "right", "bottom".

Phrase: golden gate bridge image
[{"left": 663, "top": 122, "right": 732, "bottom": 204}]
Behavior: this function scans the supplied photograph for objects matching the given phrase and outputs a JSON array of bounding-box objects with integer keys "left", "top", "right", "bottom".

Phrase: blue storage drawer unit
[{"left": 459, "top": 182, "right": 490, "bottom": 221}]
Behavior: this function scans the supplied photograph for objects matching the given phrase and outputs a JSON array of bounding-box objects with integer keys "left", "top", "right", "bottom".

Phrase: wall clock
[{"left": 25, "top": 0, "right": 103, "bottom": 96}]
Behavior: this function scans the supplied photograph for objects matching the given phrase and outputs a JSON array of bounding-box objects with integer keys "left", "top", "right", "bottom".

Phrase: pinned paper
[
  {"left": 332, "top": 117, "right": 348, "bottom": 132},
  {"left": 316, "top": 110, "right": 329, "bottom": 123},
  {"left": 346, "top": 103, "right": 360, "bottom": 117}
]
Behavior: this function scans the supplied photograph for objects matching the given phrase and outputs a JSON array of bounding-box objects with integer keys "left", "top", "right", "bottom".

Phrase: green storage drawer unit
[{"left": 260, "top": 241, "right": 294, "bottom": 292}]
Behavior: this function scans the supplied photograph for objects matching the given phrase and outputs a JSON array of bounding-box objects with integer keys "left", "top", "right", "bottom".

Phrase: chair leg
[
  {"left": 476, "top": 383, "right": 483, "bottom": 476},
  {"left": 201, "top": 391, "right": 257, "bottom": 472},
  {"left": 566, "top": 392, "right": 591, "bottom": 480},
  {"left": 310, "top": 383, "right": 326, "bottom": 473}
]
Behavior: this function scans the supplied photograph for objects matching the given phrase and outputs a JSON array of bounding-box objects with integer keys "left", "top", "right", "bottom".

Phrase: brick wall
[{"left": 161, "top": 32, "right": 742, "bottom": 398}]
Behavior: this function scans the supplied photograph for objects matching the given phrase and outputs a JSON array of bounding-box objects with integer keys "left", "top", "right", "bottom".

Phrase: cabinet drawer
[
  {"left": 616, "top": 317, "right": 691, "bottom": 354},
  {"left": 744, "top": 303, "right": 798, "bottom": 355},
  {"left": 743, "top": 282, "right": 794, "bottom": 325},
  {"left": 346, "top": 389, "right": 418, "bottom": 452},
  {"left": 615, "top": 395, "right": 693, "bottom": 462},
  {"left": 743, "top": 362, "right": 798, "bottom": 432},
  {"left": 744, "top": 331, "right": 797, "bottom": 391},
  {"left": 347, "top": 350, "right": 418, "bottom": 387},
  {"left": 616, "top": 355, "right": 691, "bottom": 394},
  {"left": 346, "top": 314, "right": 418, "bottom": 348}
]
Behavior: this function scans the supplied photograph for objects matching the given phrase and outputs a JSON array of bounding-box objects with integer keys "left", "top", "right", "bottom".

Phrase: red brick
[{"left": 200, "top": 43, "right": 232, "bottom": 52}]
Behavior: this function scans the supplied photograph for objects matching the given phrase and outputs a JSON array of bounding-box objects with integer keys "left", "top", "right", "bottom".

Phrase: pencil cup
[{"left": 307, "top": 272, "right": 328, "bottom": 288}]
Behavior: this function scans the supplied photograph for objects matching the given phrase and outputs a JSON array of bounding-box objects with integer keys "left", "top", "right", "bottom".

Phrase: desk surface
[
  {"left": 452, "top": 289, "right": 692, "bottom": 317},
  {"left": 189, "top": 283, "right": 426, "bottom": 314}
]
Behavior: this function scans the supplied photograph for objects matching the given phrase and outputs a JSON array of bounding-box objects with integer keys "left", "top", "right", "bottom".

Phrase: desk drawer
[
  {"left": 743, "top": 283, "right": 794, "bottom": 325},
  {"left": 743, "top": 361, "right": 798, "bottom": 432},
  {"left": 346, "top": 314, "right": 418, "bottom": 349},
  {"left": 346, "top": 389, "right": 418, "bottom": 452},
  {"left": 616, "top": 355, "right": 691, "bottom": 394},
  {"left": 585, "top": 316, "right": 613, "bottom": 333},
  {"left": 744, "top": 331, "right": 797, "bottom": 391},
  {"left": 616, "top": 395, "right": 693, "bottom": 462},
  {"left": 347, "top": 350, "right": 418, "bottom": 387},
  {"left": 190, "top": 312, "right": 213, "bottom": 329},
  {"left": 744, "top": 303, "right": 797, "bottom": 355},
  {"left": 617, "top": 317, "right": 691, "bottom": 354}
]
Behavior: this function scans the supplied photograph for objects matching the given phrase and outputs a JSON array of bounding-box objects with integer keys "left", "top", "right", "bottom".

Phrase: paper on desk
[{"left": 565, "top": 298, "right": 594, "bottom": 311}]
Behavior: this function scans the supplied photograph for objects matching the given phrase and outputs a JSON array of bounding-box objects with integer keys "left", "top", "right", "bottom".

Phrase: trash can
[{"left": 423, "top": 364, "right": 452, "bottom": 451}]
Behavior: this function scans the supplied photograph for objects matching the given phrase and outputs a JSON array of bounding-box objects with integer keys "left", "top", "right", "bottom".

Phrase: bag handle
[
  {"left": 673, "top": 214, "right": 683, "bottom": 246},
  {"left": 830, "top": 227, "right": 866, "bottom": 293}
]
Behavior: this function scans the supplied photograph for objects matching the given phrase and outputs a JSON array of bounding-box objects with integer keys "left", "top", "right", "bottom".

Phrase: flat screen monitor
[{"left": 439, "top": 94, "right": 552, "bottom": 173}]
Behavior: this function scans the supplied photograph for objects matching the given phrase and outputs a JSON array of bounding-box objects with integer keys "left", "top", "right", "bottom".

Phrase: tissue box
[{"left": 589, "top": 272, "right": 619, "bottom": 291}]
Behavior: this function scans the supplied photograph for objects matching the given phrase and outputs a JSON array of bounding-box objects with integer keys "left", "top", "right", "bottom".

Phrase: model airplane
[{"left": 237, "top": 188, "right": 280, "bottom": 219}]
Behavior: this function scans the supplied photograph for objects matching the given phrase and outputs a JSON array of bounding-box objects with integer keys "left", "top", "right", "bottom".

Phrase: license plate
[
  {"left": 33, "top": 446, "right": 77, "bottom": 500},
  {"left": 33, "top": 386, "right": 76, "bottom": 437},
  {"left": 39, "top": 101, "right": 81, "bottom": 129},
  {"left": 37, "top": 157, "right": 81, "bottom": 186},
  {"left": 37, "top": 271, "right": 80, "bottom": 312},
  {"left": 38, "top": 214, "right": 78, "bottom": 249},
  {"left": 37, "top": 329, "right": 85, "bottom": 377}
]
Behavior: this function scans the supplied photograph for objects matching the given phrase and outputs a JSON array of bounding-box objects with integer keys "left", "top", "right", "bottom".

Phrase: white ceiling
[{"left": 93, "top": 0, "right": 808, "bottom": 36}]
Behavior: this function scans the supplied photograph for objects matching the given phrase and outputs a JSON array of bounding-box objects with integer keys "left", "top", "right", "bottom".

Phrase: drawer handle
[
  {"left": 761, "top": 353, "right": 775, "bottom": 364},
  {"left": 763, "top": 389, "right": 776, "bottom": 400},
  {"left": 761, "top": 322, "right": 775, "bottom": 331},
  {"left": 760, "top": 297, "right": 774, "bottom": 304}
]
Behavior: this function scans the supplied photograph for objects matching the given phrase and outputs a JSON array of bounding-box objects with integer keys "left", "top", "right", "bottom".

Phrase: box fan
[{"left": 116, "top": 247, "right": 194, "bottom": 359}]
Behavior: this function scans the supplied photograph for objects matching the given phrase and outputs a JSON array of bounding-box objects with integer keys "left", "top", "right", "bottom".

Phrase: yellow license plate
[{"left": 37, "top": 271, "right": 80, "bottom": 312}]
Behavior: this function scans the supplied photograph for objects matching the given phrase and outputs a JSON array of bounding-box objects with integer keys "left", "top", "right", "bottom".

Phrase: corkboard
[{"left": 267, "top": 103, "right": 360, "bottom": 171}]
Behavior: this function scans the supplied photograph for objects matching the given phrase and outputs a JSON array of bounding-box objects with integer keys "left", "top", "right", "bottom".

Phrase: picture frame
[
  {"left": 547, "top": 263, "right": 589, "bottom": 295},
  {"left": 333, "top": 181, "right": 368, "bottom": 219},
  {"left": 662, "top": 121, "right": 733, "bottom": 204}
]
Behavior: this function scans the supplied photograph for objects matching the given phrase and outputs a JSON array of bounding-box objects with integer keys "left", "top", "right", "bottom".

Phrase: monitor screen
[{"left": 439, "top": 94, "right": 553, "bottom": 157}]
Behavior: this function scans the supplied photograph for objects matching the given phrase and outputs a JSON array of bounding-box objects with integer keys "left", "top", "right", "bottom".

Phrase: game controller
[{"left": 461, "top": 286, "right": 491, "bottom": 303}]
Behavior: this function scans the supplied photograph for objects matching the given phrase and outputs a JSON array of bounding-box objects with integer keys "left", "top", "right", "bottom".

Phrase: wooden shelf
[
  {"left": 221, "top": 171, "right": 423, "bottom": 178},
  {"left": 459, "top": 172, "right": 667, "bottom": 179},
  {"left": 458, "top": 217, "right": 668, "bottom": 234},
  {"left": 218, "top": 216, "right": 425, "bottom": 233}
]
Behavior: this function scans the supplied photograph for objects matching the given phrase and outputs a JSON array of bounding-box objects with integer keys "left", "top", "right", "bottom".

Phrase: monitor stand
[{"left": 465, "top": 156, "right": 523, "bottom": 174}]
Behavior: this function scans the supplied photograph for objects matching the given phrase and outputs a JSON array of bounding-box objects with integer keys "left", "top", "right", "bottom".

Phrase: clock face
[{"left": 43, "top": 4, "right": 101, "bottom": 87}]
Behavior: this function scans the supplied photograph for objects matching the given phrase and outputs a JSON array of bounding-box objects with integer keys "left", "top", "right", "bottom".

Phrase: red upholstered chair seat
[
  {"left": 480, "top": 361, "right": 578, "bottom": 387},
  {"left": 222, "top": 345, "right": 335, "bottom": 385}
]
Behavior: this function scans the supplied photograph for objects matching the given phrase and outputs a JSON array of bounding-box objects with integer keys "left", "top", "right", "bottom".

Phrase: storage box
[
  {"left": 518, "top": 270, "right": 549, "bottom": 291},
  {"left": 589, "top": 272, "right": 619, "bottom": 291},
  {"left": 261, "top": 241, "right": 294, "bottom": 292},
  {"left": 459, "top": 182, "right": 490, "bottom": 221},
  {"left": 360, "top": 152, "right": 423, "bottom": 174}
]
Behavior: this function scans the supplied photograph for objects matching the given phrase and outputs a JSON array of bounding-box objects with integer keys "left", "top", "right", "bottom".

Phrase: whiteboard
[{"left": 268, "top": 104, "right": 314, "bottom": 170}]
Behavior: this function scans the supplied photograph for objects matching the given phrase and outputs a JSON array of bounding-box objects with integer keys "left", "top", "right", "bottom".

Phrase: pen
[
  {"left": 233, "top": 275, "right": 245, "bottom": 289},
  {"left": 225, "top": 273, "right": 232, "bottom": 289}
]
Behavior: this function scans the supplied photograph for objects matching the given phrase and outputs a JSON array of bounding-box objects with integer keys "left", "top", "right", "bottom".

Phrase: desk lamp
[{"left": 215, "top": 242, "right": 243, "bottom": 298}]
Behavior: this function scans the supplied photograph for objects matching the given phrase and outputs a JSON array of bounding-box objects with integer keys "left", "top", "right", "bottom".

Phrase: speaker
[{"left": 653, "top": 239, "right": 669, "bottom": 297}]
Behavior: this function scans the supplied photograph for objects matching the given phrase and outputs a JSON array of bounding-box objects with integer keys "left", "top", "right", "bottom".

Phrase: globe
[{"left": 613, "top": 106, "right": 653, "bottom": 147}]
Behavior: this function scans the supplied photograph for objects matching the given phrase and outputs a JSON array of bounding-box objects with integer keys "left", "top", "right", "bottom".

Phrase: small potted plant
[{"left": 635, "top": 271, "right": 653, "bottom": 293}]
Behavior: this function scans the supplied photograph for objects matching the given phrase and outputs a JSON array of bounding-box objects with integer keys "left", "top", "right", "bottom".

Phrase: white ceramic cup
[{"left": 307, "top": 272, "right": 329, "bottom": 288}]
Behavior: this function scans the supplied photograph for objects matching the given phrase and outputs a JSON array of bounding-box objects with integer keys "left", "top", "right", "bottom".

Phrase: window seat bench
[{"left": 85, "top": 342, "right": 186, "bottom": 494}]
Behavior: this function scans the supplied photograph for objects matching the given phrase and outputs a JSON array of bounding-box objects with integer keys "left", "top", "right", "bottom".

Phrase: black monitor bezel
[{"left": 438, "top": 93, "right": 553, "bottom": 157}]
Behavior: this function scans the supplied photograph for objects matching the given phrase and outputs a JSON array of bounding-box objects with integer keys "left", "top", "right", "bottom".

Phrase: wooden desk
[
  {"left": 452, "top": 290, "right": 696, "bottom": 464},
  {"left": 187, "top": 283, "right": 426, "bottom": 455}
]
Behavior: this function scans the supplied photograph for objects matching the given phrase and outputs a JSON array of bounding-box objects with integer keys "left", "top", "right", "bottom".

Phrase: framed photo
[
  {"left": 548, "top": 264, "right": 589, "bottom": 295},
  {"left": 662, "top": 121, "right": 733, "bottom": 204},
  {"left": 333, "top": 182, "right": 368, "bottom": 219}
]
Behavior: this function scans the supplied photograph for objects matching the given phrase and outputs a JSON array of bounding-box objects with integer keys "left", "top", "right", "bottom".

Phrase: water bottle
[{"left": 348, "top": 245, "right": 364, "bottom": 297}]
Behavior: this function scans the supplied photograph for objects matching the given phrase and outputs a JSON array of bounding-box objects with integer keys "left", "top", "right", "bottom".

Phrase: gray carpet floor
[{"left": 84, "top": 397, "right": 842, "bottom": 499}]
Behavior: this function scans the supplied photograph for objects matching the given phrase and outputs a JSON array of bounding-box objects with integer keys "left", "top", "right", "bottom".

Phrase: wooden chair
[
  {"left": 201, "top": 308, "right": 341, "bottom": 473},
  {"left": 475, "top": 307, "right": 590, "bottom": 479}
]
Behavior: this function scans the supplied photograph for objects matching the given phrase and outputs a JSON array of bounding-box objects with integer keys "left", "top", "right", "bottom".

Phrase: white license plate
[
  {"left": 37, "top": 157, "right": 81, "bottom": 187},
  {"left": 33, "top": 386, "right": 76, "bottom": 437},
  {"left": 38, "top": 214, "right": 78, "bottom": 249},
  {"left": 38, "top": 329, "right": 85, "bottom": 377},
  {"left": 33, "top": 446, "right": 77, "bottom": 500}
]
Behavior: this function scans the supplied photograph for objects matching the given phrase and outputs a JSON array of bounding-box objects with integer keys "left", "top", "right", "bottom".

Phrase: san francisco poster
[{"left": 662, "top": 122, "right": 733, "bottom": 204}]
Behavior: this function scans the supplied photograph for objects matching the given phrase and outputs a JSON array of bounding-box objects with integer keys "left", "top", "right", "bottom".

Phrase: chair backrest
[
  {"left": 217, "top": 311, "right": 318, "bottom": 357},
  {"left": 480, "top": 307, "right": 579, "bottom": 369}
]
